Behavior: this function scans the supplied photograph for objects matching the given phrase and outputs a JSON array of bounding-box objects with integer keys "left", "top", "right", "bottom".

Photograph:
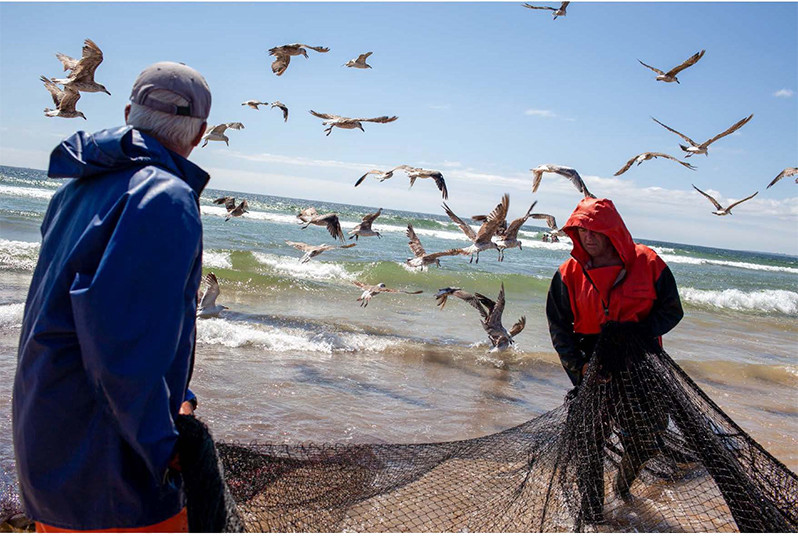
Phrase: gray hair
[{"left": 126, "top": 89, "right": 205, "bottom": 152}]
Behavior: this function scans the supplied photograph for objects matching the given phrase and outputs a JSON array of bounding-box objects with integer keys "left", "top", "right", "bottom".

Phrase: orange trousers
[{"left": 35, "top": 507, "right": 188, "bottom": 533}]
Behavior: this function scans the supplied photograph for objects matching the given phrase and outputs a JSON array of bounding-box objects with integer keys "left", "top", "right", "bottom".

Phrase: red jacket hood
[{"left": 562, "top": 198, "right": 636, "bottom": 269}]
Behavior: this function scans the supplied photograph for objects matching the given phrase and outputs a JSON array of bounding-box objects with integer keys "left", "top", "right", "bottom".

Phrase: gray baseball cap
[{"left": 129, "top": 61, "right": 211, "bottom": 119}]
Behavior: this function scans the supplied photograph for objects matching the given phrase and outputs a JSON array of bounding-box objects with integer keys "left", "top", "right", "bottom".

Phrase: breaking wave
[
  {"left": 0, "top": 239, "right": 39, "bottom": 271},
  {"left": 661, "top": 254, "right": 798, "bottom": 274},
  {"left": 0, "top": 303, "right": 25, "bottom": 329},
  {"left": 681, "top": 287, "right": 798, "bottom": 315}
]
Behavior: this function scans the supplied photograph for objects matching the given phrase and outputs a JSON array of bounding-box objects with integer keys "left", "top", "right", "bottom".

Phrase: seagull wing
[
  {"left": 225, "top": 122, "right": 245, "bottom": 130},
  {"left": 724, "top": 191, "right": 758, "bottom": 212},
  {"left": 692, "top": 185, "right": 723, "bottom": 211},
  {"left": 357, "top": 52, "right": 373, "bottom": 62},
  {"left": 362, "top": 208, "right": 382, "bottom": 225},
  {"left": 198, "top": 273, "right": 221, "bottom": 309},
  {"left": 614, "top": 155, "right": 641, "bottom": 176},
  {"left": 554, "top": 166, "right": 593, "bottom": 198},
  {"left": 509, "top": 316, "right": 527, "bottom": 337},
  {"left": 476, "top": 194, "right": 510, "bottom": 241},
  {"left": 271, "top": 54, "right": 290, "bottom": 76},
  {"left": 300, "top": 45, "right": 330, "bottom": 53},
  {"left": 271, "top": 101, "right": 289, "bottom": 121},
  {"left": 70, "top": 38, "right": 104, "bottom": 81},
  {"left": 442, "top": 202, "right": 477, "bottom": 241},
  {"left": 336, "top": 243, "right": 357, "bottom": 250},
  {"left": 285, "top": 240, "right": 312, "bottom": 252},
  {"left": 637, "top": 59, "right": 665, "bottom": 76},
  {"left": 55, "top": 52, "right": 79, "bottom": 73},
  {"left": 435, "top": 287, "right": 485, "bottom": 316},
  {"left": 523, "top": 3, "right": 556, "bottom": 10},
  {"left": 530, "top": 213, "right": 558, "bottom": 231},
  {"left": 309, "top": 110, "right": 340, "bottom": 120},
  {"left": 702, "top": 114, "right": 753, "bottom": 147},
  {"left": 483, "top": 285, "right": 506, "bottom": 330},
  {"left": 504, "top": 201, "right": 538, "bottom": 238},
  {"left": 355, "top": 169, "right": 384, "bottom": 187},
  {"left": 666, "top": 49, "right": 705, "bottom": 77},
  {"left": 430, "top": 172, "right": 449, "bottom": 199},
  {"left": 319, "top": 214, "right": 344, "bottom": 241},
  {"left": 208, "top": 123, "right": 229, "bottom": 135},
  {"left": 40, "top": 76, "right": 63, "bottom": 107},
  {"left": 649, "top": 152, "right": 697, "bottom": 170},
  {"left": 297, "top": 207, "right": 318, "bottom": 222},
  {"left": 652, "top": 117, "right": 698, "bottom": 147},
  {"left": 767, "top": 167, "right": 798, "bottom": 188},
  {"left": 356, "top": 115, "right": 398, "bottom": 124},
  {"left": 406, "top": 223, "right": 427, "bottom": 257},
  {"left": 530, "top": 168, "right": 544, "bottom": 192},
  {"left": 58, "top": 87, "right": 82, "bottom": 113}
]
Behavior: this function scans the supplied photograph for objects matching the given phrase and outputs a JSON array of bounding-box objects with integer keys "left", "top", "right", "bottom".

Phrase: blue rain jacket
[{"left": 13, "top": 126, "right": 209, "bottom": 529}]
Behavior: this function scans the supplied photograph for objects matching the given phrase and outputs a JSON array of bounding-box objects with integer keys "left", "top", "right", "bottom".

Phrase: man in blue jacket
[{"left": 13, "top": 62, "right": 212, "bottom": 531}]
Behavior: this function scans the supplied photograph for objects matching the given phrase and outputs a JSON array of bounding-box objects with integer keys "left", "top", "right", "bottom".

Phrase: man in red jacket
[{"left": 546, "top": 197, "right": 683, "bottom": 524}]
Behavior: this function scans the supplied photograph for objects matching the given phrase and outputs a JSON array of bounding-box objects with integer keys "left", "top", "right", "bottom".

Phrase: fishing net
[{"left": 2, "top": 322, "right": 796, "bottom": 532}]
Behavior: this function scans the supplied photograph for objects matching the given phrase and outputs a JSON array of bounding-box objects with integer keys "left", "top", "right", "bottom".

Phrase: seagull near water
[
  {"left": 530, "top": 212, "right": 566, "bottom": 238},
  {"left": 297, "top": 207, "right": 345, "bottom": 242},
  {"left": 344, "top": 52, "right": 373, "bottom": 69},
  {"left": 443, "top": 193, "right": 509, "bottom": 263},
  {"left": 355, "top": 165, "right": 448, "bottom": 199},
  {"left": 531, "top": 164, "right": 595, "bottom": 198},
  {"left": 348, "top": 208, "right": 383, "bottom": 240},
  {"left": 197, "top": 273, "right": 228, "bottom": 318},
  {"left": 268, "top": 43, "right": 330, "bottom": 76},
  {"left": 614, "top": 152, "right": 697, "bottom": 176},
  {"left": 41, "top": 76, "right": 85, "bottom": 119},
  {"left": 766, "top": 167, "right": 798, "bottom": 189},
  {"left": 52, "top": 38, "right": 110, "bottom": 95},
  {"left": 225, "top": 200, "right": 249, "bottom": 221},
  {"left": 638, "top": 50, "right": 705, "bottom": 84},
  {"left": 652, "top": 114, "right": 754, "bottom": 158},
  {"left": 692, "top": 185, "right": 758, "bottom": 216},
  {"left": 213, "top": 196, "right": 237, "bottom": 211},
  {"left": 522, "top": 1, "right": 570, "bottom": 19},
  {"left": 201, "top": 122, "right": 244, "bottom": 147},
  {"left": 435, "top": 283, "right": 526, "bottom": 351},
  {"left": 405, "top": 223, "right": 463, "bottom": 270},
  {"left": 494, "top": 201, "right": 538, "bottom": 261},
  {"left": 353, "top": 282, "right": 423, "bottom": 308},
  {"left": 285, "top": 240, "right": 356, "bottom": 264},
  {"left": 241, "top": 100, "right": 269, "bottom": 110},
  {"left": 309, "top": 110, "right": 398, "bottom": 136}
]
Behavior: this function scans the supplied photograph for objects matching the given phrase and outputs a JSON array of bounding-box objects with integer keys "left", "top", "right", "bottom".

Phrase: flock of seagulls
[{"left": 41, "top": 38, "right": 109, "bottom": 119}]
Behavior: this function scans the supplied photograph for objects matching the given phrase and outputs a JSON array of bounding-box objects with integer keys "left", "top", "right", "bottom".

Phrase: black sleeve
[
  {"left": 640, "top": 265, "right": 684, "bottom": 337},
  {"left": 546, "top": 270, "right": 586, "bottom": 386}
]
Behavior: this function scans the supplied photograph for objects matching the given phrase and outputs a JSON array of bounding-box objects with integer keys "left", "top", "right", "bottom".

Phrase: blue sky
[{"left": 1, "top": 1, "right": 796, "bottom": 255}]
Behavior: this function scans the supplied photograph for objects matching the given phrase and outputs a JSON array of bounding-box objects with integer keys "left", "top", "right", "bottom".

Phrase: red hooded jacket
[{"left": 546, "top": 198, "right": 683, "bottom": 385}]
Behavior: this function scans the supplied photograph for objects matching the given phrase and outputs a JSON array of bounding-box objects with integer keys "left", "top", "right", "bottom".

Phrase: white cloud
[
  {"left": 773, "top": 89, "right": 794, "bottom": 98},
  {"left": 524, "top": 109, "right": 556, "bottom": 118}
]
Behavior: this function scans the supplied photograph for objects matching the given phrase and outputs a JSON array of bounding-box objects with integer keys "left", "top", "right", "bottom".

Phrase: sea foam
[
  {"left": 0, "top": 185, "right": 55, "bottom": 200},
  {"left": 252, "top": 252, "right": 356, "bottom": 282},
  {"left": 681, "top": 287, "right": 798, "bottom": 315},
  {"left": 0, "top": 239, "right": 40, "bottom": 271},
  {"left": 0, "top": 303, "right": 25, "bottom": 329},
  {"left": 203, "top": 250, "right": 232, "bottom": 269},
  {"left": 661, "top": 254, "right": 798, "bottom": 274}
]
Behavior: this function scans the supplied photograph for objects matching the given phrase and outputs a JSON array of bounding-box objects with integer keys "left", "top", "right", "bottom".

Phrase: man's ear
[
  {"left": 124, "top": 104, "right": 131, "bottom": 123},
  {"left": 191, "top": 122, "right": 207, "bottom": 148}
]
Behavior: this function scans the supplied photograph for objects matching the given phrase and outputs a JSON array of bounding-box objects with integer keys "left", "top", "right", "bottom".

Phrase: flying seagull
[
  {"left": 355, "top": 165, "right": 448, "bottom": 199},
  {"left": 41, "top": 76, "right": 85, "bottom": 119},
  {"left": 494, "top": 201, "right": 537, "bottom": 261},
  {"left": 692, "top": 185, "right": 758, "bottom": 216},
  {"left": 353, "top": 281, "right": 423, "bottom": 308},
  {"left": 297, "top": 207, "right": 345, "bottom": 242},
  {"left": 285, "top": 240, "right": 356, "bottom": 264},
  {"left": 348, "top": 208, "right": 383, "bottom": 240},
  {"left": 225, "top": 200, "right": 249, "bottom": 221},
  {"left": 197, "top": 273, "right": 228, "bottom": 318},
  {"left": 530, "top": 212, "right": 567, "bottom": 238},
  {"left": 344, "top": 52, "right": 373, "bottom": 69},
  {"left": 638, "top": 50, "right": 705, "bottom": 84},
  {"left": 53, "top": 38, "right": 110, "bottom": 95},
  {"left": 766, "top": 167, "right": 798, "bottom": 189},
  {"left": 268, "top": 43, "right": 330, "bottom": 76},
  {"left": 652, "top": 114, "right": 753, "bottom": 158},
  {"left": 213, "top": 196, "right": 237, "bottom": 211},
  {"left": 522, "top": 1, "right": 570, "bottom": 19},
  {"left": 309, "top": 110, "right": 398, "bottom": 136},
  {"left": 443, "top": 193, "right": 509, "bottom": 263},
  {"left": 201, "top": 122, "right": 244, "bottom": 147},
  {"left": 241, "top": 100, "right": 269, "bottom": 110},
  {"left": 270, "top": 101, "right": 289, "bottom": 122},
  {"left": 405, "top": 223, "right": 464, "bottom": 270},
  {"left": 614, "top": 152, "right": 697, "bottom": 176},
  {"left": 435, "top": 283, "right": 526, "bottom": 351},
  {"left": 531, "top": 164, "right": 595, "bottom": 198}
]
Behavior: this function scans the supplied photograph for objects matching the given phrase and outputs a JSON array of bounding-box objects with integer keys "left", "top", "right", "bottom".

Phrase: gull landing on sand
[
  {"left": 692, "top": 185, "right": 758, "bottom": 216},
  {"left": 268, "top": 43, "right": 330, "bottom": 76},
  {"left": 355, "top": 165, "right": 448, "bottom": 199},
  {"left": 297, "top": 207, "right": 345, "bottom": 242},
  {"left": 531, "top": 164, "right": 594, "bottom": 198},
  {"left": 344, "top": 52, "right": 373, "bottom": 69},
  {"left": 241, "top": 100, "right": 269, "bottom": 110},
  {"left": 353, "top": 282, "right": 423, "bottom": 308},
  {"left": 638, "top": 50, "right": 705, "bottom": 84},
  {"left": 309, "top": 110, "right": 398, "bottom": 136},
  {"left": 285, "top": 240, "right": 356, "bottom": 264},
  {"left": 53, "top": 38, "right": 110, "bottom": 95},
  {"left": 41, "top": 76, "right": 85, "bottom": 119},
  {"left": 652, "top": 114, "right": 753, "bottom": 158},
  {"left": 201, "top": 122, "right": 244, "bottom": 147},
  {"left": 197, "top": 273, "right": 227, "bottom": 318},
  {"left": 766, "top": 167, "right": 798, "bottom": 189},
  {"left": 435, "top": 283, "right": 526, "bottom": 351},
  {"left": 443, "top": 193, "right": 509, "bottom": 263},
  {"left": 614, "top": 152, "right": 696, "bottom": 176},
  {"left": 523, "top": 1, "right": 570, "bottom": 19},
  {"left": 349, "top": 208, "right": 383, "bottom": 240},
  {"left": 405, "top": 223, "right": 463, "bottom": 270}
]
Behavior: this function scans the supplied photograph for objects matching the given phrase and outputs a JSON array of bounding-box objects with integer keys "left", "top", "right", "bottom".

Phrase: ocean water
[{"left": 1, "top": 164, "right": 796, "bottom": 480}]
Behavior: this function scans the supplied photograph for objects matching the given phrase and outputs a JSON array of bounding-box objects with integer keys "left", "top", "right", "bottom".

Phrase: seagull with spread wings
[
  {"left": 269, "top": 101, "right": 289, "bottom": 122},
  {"left": 268, "top": 43, "right": 330, "bottom": 76},
  {"left": 285, "top": 241, "right": 356, "bottom": 264},
  {"left": 344, "top": 52, "right": 373, "bottom": 69},
  {"left": 241, "top": 100, "right": 269, "bottom": 110},
  {"left": 355, "top": 165, "right": 448, "bottom": 199},
  {"left": 652, "top": 114, "right": 753, "bottom": 158},
  {"left": 213, "top": 196, "right": 237, "bottom": 211},
  {"left": 201, "top": 122, "right": 244, "bottom": 147},
  {"left": 348, "top": 208, "right": 383, "bottom": 240},
  {"left": 53, "top": 38, "right": 110, "bottom": 95},
  {"left": 614, "top": 152, "right": 696, "bottom": 176},
  {"left": 638, "top": 50, "right": 705, "bottom": 84},
  {"left": 405, "top": 223, "right": 464, "bottom": 270},
  {"left": 530, "top": 164, "right": 595, "bottom": 198},
  {"left": 692, "top": 185, "right": 758, "bottom": 216},
  {"left": 197, "top": 273, "right": 228, "bottom": 318},
  {"left": 225, "top": 200, "right": 249, "bottom": 221},
  {"left": 297, "top": 207, "right": 345, "bottom": 242},
  {"left": 353, "top": 282, "right": 423, "bottom": 308},
  {"left": 530, "top": 212, "right": 567, "bottom": 238},
  {"left": 435, "top": 283, "right": 526, "bottom": 351},
  {"left": 309, "top": 110, "right": 398, "bottom": 136},
  {"left": 522, "top": 1, "right": 570, "bottom": 19},
  {"left": 494, "top": 201, "right": 537, "bottom": 261},
  {"left": 443, "top": 194, "right": 509, "bottom": 263},
  {"left": 766, "top": 167, "right": 798, "bottom": 189},
  {"left": 41, "top": 76, "right": 85, "bottom": 119}
]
